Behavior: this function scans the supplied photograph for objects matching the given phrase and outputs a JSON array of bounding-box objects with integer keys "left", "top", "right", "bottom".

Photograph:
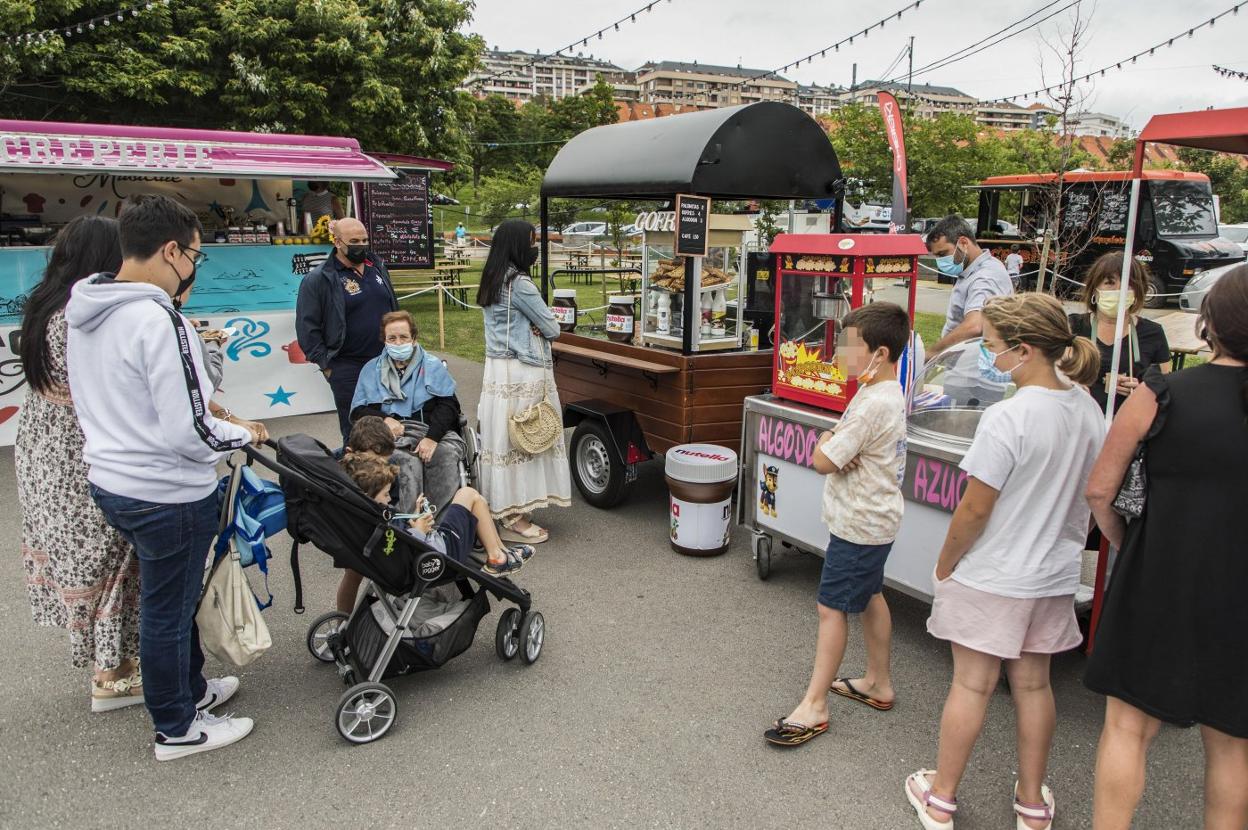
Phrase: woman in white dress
[{"left": 476, "top": 220, "right": 570, "bottom": 543}]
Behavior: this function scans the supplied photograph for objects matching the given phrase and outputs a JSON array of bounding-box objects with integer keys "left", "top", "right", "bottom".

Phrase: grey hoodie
[{"left": 65, "top": 274, "right": 253, "bottom": 503}]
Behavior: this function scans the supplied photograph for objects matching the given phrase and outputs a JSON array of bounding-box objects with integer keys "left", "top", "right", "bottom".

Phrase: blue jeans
[{"left": 91, "top": 486, "right": 214, "bottom": 736}]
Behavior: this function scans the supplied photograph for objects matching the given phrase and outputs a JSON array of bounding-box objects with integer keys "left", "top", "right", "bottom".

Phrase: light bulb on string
[{"left": 103, "top": 18, "right": 110, "bottom": 26}]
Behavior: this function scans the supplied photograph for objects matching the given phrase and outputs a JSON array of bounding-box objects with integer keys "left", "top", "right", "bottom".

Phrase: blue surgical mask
[
  {"left": 386, "top": 343, "right": 414, "bottom": 361},
  {"left": 935, "top": 254, "right": 963, "bottom": 277},
  {"left": 978, "top": 342, "right": 1020, "bottom": 384}
]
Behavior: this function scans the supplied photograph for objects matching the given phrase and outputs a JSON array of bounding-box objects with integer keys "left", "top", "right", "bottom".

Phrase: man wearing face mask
[
  {"left": 296, "top": 216, "right": 399, "bottom": 442},
  {"left": 66, "top": 194, "right": 264, "bottom": 760},
  {"left": 926, "top": 215, "right": 1014, "bottom": 355}
]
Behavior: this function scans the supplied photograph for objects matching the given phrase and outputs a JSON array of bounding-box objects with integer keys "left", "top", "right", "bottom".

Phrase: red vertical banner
[{"left": 877, "top": 92, "right": 909, "bottom": 234}]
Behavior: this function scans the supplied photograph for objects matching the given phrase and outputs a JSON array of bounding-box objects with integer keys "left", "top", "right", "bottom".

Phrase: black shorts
[{"left": 433, "top": 504, "right": 476, "bottom": 565}]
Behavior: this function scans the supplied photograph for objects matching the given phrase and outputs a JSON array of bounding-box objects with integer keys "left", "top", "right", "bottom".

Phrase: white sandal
[
  {"left": 1013, "top": 781, "right": 1055, "bottom": 830},
  {"left": 500, "top": 515, "right": 548, "bottom": 544},
  {"left": 905, "top": 769, "right": 957, "bottom": 830}
]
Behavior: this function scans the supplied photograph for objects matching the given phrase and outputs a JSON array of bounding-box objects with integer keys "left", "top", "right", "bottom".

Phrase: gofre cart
[{"left": 535, "top": 102, "right": 845, "bottom": 508}]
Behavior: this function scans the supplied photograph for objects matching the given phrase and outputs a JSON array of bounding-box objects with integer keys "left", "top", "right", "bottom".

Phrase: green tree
[
  {"left": 0, "top": 0, "right": 480, "bottom": 159},
  {"left": 465, "top": 93, "right": 522, "bottom": 190},
  {"left": 476, "top": 167, "right": 542, "bottom": 224},
  {"left": 1176, "top": 147, "right": 1248, "bottom": 225}
]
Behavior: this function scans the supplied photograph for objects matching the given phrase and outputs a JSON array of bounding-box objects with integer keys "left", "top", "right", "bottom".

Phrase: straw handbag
[{"left": 505, "top": 283, "right": 562, "bottom": 455}]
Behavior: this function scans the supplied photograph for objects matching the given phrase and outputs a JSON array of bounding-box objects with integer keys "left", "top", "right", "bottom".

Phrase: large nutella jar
[
  {"left": 552, "top": 288, "right": 578, "bottom": 332},
  {"left": 604, "top": 295, "right": 635, "bottom": 343},
  {"left": 664, "top": 443, "right": 739, "bottom": 557}
]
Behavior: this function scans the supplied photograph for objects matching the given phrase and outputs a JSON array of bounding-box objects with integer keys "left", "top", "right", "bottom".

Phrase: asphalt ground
[{"left": 0, "top": 353, "right": 1205, "bottom": 829}]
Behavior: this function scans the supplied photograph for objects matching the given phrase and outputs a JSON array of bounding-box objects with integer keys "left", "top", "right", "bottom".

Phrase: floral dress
[{"left": 16, "top": 310, "right": 139, "bottom": 671}]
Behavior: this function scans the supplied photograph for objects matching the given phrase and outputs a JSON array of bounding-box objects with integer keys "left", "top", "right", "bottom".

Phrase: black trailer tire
[
  {"left": 570, "top": 420, "right": 629, "bottom": 508},
  {"left": 1144, "top": 274, "right": 1168, "bottom": 309}
]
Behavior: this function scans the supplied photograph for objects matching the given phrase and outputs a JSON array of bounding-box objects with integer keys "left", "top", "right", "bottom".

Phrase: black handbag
[{"left": 1111, "top": 444, "right": 1146, "bottom": 519}]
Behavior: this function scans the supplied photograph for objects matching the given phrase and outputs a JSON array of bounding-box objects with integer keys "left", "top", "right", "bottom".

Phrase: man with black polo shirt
[{"left": 295, "top": 217, "right": 399, "bottom": 442}]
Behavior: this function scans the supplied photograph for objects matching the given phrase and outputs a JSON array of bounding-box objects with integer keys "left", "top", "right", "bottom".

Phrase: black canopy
[{"left": 540, "top": 101, "right": 843, "bottom": 200}]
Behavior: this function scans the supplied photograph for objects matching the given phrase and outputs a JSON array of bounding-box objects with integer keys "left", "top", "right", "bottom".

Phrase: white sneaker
[
  {"left": 196, "top": 676, "right": 239, "bottom": 712},
  {"left": 154, "top": 710, "right": 254, "bottom": 761}
]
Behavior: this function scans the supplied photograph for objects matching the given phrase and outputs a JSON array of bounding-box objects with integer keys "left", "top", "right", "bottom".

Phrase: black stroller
[{"left": 243, "top": 434, "right": 545, "bottom": 744}]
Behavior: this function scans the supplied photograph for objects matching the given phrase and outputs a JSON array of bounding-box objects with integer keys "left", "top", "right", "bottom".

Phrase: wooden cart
[{"left": 552, "top": 333, "right": 771, "bottom": 506}]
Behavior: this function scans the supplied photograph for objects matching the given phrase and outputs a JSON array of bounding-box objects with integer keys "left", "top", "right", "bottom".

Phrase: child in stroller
[{"left": 341, "top": 453, "right": 534, "bottom": 577}]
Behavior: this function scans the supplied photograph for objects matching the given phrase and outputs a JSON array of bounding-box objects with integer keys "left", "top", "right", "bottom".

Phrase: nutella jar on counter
[
  {"left": 604, "top": 295, "right": 635, "bottom": 343},
  {"left": 552, "top": 289, "right": 578, "bottom": 332}
]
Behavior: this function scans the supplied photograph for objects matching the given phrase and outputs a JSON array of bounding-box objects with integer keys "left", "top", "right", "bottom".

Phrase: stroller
[{"left": 243, "top": 434, "right": 545, "bottom": 744}]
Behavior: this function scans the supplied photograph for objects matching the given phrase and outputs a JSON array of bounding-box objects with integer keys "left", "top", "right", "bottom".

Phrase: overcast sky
[{"left": 465, "top": 0, "right": 1248, "bottom": 128}]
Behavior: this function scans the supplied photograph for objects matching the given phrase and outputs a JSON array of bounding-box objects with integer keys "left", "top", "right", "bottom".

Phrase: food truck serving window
[{"left": 1150, "top": 180, "right": 1218, "bottom": 237}]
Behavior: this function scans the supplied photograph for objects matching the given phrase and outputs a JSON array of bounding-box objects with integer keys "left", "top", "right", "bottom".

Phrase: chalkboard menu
[
  {"left": 675, "top": 194, "right": 711, "bottom": 257},
  {"left": 1097, "top": 186, "right": 1131, "bottom": 235},
  {"left": 361, "top": 172, "right": 434, "bottom": 269},
  {"left": 1062, "top": 188, "right": 1093, "bottom": 232}
]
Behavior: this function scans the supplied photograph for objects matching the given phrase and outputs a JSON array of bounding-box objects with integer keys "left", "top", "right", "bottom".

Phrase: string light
[
  {"left": 1213, "top": 64, "right": 1248, "bottom": 80},
  {"left": 992, "top": 3, "right": 1245, "bottom": 102},
  {"left": 473, "top": 0, "right": 672, "bottom": 89},
  {"left": 1, "top": 2, "right": 163, "bottom": 47},
  {"left": 728, "top": 0, "right": 926, "bottom": 88}
]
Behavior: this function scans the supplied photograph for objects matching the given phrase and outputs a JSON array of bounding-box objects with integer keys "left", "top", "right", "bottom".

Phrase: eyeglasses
[{"left": 181, "top": 245, "right": 209, "bottom": 266}]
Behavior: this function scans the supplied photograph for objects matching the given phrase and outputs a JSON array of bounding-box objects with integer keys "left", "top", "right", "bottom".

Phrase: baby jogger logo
[{"left": 417, "top": 553, "right": 446, "bottom": 583}]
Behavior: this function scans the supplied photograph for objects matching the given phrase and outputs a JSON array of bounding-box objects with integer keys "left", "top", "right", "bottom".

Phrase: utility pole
[
  {"left": 907, "top": 36, "right": 915, "bottom": 94},
  {"left": 850, "top": 63, "right": 857, "bottom": 104}
]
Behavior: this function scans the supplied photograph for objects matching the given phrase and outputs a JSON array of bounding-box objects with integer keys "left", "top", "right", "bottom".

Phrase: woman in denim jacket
[{"left": 476, "top": 220, "right": 570, "bottom": 543}]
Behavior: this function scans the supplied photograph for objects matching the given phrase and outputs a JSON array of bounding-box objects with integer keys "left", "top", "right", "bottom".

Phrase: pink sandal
[
  {"left": 905, "top": 770, "right": 957, "bottom": 830},
  {"left": 1013, "top": 781, "right": 1055, "bottom": 830}
]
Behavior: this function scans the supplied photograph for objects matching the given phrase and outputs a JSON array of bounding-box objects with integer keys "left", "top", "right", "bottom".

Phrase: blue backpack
[{"left": 215, "top": 465, "right": 286, "bottom": 608}]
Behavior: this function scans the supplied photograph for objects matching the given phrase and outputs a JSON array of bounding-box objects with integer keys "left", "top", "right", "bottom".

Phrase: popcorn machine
[{"left": 767, "top": 233, "right": 924, "bottom": 413}]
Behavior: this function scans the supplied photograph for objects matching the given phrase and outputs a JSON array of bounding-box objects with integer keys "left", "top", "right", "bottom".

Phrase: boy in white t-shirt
[
  {"left": 905, "top": 293, "right": 1106, "bottom": 830},
  {"left": 1006, "top": 244, "right": 1024, "bottom": 288},
  {"left": 765, "top": 303, "right": 909, "bottom": 749}
]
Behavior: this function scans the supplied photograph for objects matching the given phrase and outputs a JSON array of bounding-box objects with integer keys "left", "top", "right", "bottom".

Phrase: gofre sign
[{"left": 0, "top": 133, "right": 214, "bottom": 171}]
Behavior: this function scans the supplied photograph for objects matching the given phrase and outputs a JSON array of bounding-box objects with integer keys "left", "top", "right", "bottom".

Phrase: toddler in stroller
[
  {"left": 333, "top": 418, "right": 533, "bottom": 612},
  {"left": 244, "top": 433, "right": 545, "bottom": 744}
]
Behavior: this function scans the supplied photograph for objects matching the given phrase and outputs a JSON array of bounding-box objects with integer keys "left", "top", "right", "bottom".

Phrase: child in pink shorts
[{"left": 905, "top": 294, "right": 1106, "bottom": 830}]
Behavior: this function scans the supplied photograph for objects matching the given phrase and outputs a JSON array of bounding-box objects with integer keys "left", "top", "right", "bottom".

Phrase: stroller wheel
[
  {"left": 520, "top": 611, "right": 545, "bottom": 665},
  {"left": 307, "top": 611, "right": 348, "bottom": 663},
  {"left": 335, "top": 682, "right": 398, "bottom": 744},
  {"left": 495, "top": 608, "right": 521, "bottom": 661}
]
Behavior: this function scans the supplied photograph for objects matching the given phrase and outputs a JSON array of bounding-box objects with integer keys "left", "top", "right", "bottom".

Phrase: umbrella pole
[{"left": 1104, "top": 177, "right": 1142, "bottom": 425}]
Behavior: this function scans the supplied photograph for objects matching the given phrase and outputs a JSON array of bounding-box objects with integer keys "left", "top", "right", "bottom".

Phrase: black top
[
  {"left": 1069, "top": 313, "right": 1171, "bottom": 410},
  {"left": 336, "top": 258, "right": 395, "bottom": 360},
  {"left": 295, "top": 252, "right": 399, "bottom": 370},
  {"left": 1085, "top": 363, "right": 1248, "bottom": 737}
]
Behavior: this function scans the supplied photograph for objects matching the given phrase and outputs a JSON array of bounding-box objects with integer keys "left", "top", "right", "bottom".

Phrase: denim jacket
[{"left": 482, "top": 268, "right": 559, "bottom": 367}]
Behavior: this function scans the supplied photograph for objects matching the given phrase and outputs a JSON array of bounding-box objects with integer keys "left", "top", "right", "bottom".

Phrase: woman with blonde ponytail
[{"left": 906, "top": 293, "right": 1106, "bottom": 830}]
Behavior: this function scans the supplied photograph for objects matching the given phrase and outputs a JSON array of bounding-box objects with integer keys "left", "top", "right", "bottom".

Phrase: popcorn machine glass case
[{"left": 769, "top": 233, "right": 926, "bottom": 412}]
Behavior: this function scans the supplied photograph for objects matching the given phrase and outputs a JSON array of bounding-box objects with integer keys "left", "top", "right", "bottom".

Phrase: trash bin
[{"left": 665, "top": 444, "right": 739, "bottom": 557}]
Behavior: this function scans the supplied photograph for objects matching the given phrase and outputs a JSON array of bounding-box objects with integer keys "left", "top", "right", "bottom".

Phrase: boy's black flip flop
[
  {"left": 763, "top": 718, "right": 828, "bottom": 747},
  {"left": 830, "top": 678, "right": 894, "bottom": 711}
]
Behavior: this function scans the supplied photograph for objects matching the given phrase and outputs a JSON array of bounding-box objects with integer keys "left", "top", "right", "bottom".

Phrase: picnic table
[{"left": 1153, "top": 311, "right": 1210, "bottom": 370}]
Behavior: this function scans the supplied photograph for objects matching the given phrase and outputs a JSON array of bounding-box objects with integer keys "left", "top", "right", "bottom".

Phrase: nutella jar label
[
  {"left": 552, "top": 305, "right": 576, "bottom": 325},
  {"left": 670, "top": 496, "right": 732, "bottom": 551},
  {"left": 605, "top": 313, "right": 634, "bottom": 334}
]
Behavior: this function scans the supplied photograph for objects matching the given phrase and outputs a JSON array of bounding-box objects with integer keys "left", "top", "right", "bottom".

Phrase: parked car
[
  {"left": 561, "top": 221, "right": 608, "bottom": 238},
  {"left": 1179, "top": 260, "right": 1243, "bottom": 313},
  {"left": 1218, "top": 223, "right": 1248, "bottom": 253}
]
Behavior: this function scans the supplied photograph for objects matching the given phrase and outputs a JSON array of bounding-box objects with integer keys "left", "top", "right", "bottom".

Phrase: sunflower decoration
[{"left": 311, "top": 214, "right": 333, "bottom": 244}]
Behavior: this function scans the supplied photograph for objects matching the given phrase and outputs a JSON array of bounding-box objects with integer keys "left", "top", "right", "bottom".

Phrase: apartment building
[
  {"left": 1066, "top": 111, "right": 1133, "bottom": 138},
  {"left": 845, "top": 81, "right": 979, "bottom": 118},
  {"left": 796, "top": 84, "right": 845, "bottom": 117},
  {"left": 634, "top": 61, "right": 797, "bottom": 108},
  {"left": 464, "top": 48, "right": 629, "bottom": 103},
  {"left": 976, "top": 99, "right": 1034, "bottom": 130}
]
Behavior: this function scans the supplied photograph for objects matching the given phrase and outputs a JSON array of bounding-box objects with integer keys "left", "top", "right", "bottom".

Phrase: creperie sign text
[{"left": 0, "top": 134, "right": 213, "bottom": 171}]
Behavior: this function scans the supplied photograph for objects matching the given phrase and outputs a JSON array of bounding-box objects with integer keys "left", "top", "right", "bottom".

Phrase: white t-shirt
[
  {"left": 820, "top": 380, "right": 908, "bottom": 546},
  {"left": 1005, "top": 253, "right": 1024, "bottom": 275},
  {"left": 953, "top": 385, "right": 1106, "bottom": 598}
]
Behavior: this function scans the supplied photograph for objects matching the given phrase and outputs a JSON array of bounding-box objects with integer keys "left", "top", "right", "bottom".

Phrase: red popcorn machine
[{"left": 768, "top": 233, "right": 924, "bottom": 413}]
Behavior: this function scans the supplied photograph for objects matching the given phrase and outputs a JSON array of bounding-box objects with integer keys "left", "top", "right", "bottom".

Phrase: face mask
[
  {"left": 522, "top": 246, "right": 540, "bottom": 269},
  {"left": 978, "top": 342, "right": 1021, "bottom": 384},
  {"left": 857, "top": 353, "right": 883, "bottom": 383},
  {"left": 170, "top": 247, "right": 197, "bottom": 309},
  {"left": 935, "top": 245, "right": 966, "bottom": 277},
  {"left": 1096, "top": 289, "right": 1128, "bottom": 317},
  {"left": 344, "top": 244, "right": 368, "bottom": 264},
  {"left": 386, "top": 343, "right": 414, "bottom": 361}
]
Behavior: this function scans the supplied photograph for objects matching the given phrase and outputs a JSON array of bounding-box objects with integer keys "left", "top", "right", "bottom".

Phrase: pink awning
[
  {"left": 1132, "top": 107, "right": 1248, "bottom": 176},
  {"left": 0, "top": 119, "right": 397, "bottom": 181}
]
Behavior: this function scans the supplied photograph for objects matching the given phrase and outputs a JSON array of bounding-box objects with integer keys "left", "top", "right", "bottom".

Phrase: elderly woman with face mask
[
  {"left": 1068, "top": 252, "right": 1171, "bottom": 412},
  {"left": 349, "top": 310, "right": 466, "bottom": 518}
]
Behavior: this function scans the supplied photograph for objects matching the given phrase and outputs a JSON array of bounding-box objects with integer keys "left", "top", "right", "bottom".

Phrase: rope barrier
[{"left": 914, "top": 260, "right": 1193, "bottom": 298}]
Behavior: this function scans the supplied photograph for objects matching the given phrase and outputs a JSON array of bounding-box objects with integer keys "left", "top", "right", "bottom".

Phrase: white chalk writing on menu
[{"left": 361, "top": 173, "right": 434, "bottom": 269}]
